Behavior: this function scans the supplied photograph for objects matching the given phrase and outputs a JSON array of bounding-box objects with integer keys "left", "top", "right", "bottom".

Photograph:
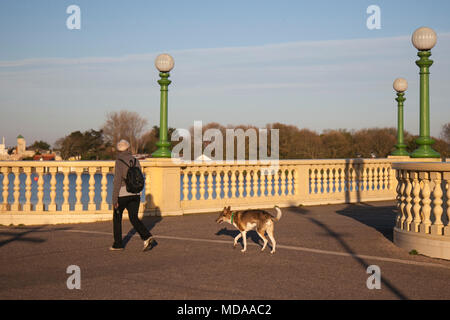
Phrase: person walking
[{"left": 110, "top": 139, "right": 155, "bottom": 251}]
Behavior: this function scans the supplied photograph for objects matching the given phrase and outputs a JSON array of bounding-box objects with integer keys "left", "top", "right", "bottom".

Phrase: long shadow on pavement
[
  {"left": 290, "top": 206, "right": 408, "bottom": 300},
  {"left": 0, "top": 226, "right": 72, "bottom": 248},
  {"left": 122, "top": 216, "right": 162, "bottom": 247},
  {"left": 335, "top": 202, "right": 397, "bottom": 242}
]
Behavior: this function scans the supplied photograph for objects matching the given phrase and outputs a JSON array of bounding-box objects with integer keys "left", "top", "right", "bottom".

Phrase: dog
[{"left": 216, "top": 206, "right": 282, "bottom": 254}]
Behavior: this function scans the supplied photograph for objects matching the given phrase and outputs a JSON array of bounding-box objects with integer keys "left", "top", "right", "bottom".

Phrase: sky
[{"left": 0, "top": 0, "right": 449, "bottom": 147}]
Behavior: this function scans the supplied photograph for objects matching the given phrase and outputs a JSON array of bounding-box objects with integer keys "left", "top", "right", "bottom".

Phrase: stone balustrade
[
  {"left": 0, "top": 157, "right": 440, "bottom": 225},
  {"left": 393, "top": 162, "right": 450, "bottom": 260}
]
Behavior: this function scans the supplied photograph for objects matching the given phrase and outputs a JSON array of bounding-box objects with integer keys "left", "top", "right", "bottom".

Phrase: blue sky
[{"left": 0, "top": 0, "right": 450, "bottom": 146}]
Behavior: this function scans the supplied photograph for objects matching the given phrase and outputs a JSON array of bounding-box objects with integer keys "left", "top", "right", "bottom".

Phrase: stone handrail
[
  {"left": 0, "top": 157, "right": 440, "bottom": 225},
  {"left": 392, "top": 162, "right": 450, "bottom": 260}
]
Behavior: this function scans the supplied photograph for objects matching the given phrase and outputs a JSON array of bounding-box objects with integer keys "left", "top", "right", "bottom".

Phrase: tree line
[{"left": 47, "top": 110, "right": 449, "bottom": 160}]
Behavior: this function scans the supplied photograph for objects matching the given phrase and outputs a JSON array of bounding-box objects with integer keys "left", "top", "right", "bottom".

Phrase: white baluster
[
  {"left": 48, "top": 167, "right": 57, "bottom": 211},
  {"left": 75, "top": 168, "right": 83, "bottom": 211},
  {"left": 245, "top": 169, "right": 252, "bottom": 198},
  {"left": 207, "top": 170, "right": 213, "bottom": 200},
  {"left": 191, "top": 169, "right": 198, "bottom": 200},
  {"left": 403, "top": 171, "right": 412, "bottom": 231},
  {"left": 230, "top": 170, "right": 237, "bottom": 199},
  {"left": 267, "top": 169, "right": 273, "bottom": 197},
  {"left": 404, "top": 171, "right": 413, "bottom": 231},
  {"left": 274, "top": 169, "right": 280, "bottom": 196},
  {"left": 410, "top": 172, "right": 421, "bottom": 232},
  {"left": 430, "top": 172, "right": 444, "bottom": 235},
  {"left": 101, "top": 167, "right": 109, "bottom": 211},
  {"left": 61, "top": 168, "right": 70, "bottom": 212},
  {"left": 182, "top": 170, "right": 189, "bottom": 201},
  {"left": 287, "top": 169, "right": 293, "bottom": 195},
  {"left": 11, "top": 167, "right": 20, "bottom": 211},
  {"left": 236, "top": 167, "right": 244, "bottom": 198},
  {"left": 199, "top": 170, "right": 206, "bottom": 200},
  {"left": 444, "top": 177, "right": 450, "bottom": 236},
  {"left": 419, "top": 172, "right": 432, "bottom": 234},
  {"left": 280, "top": 169, "right": 286, "bottom": 196},
  {"left": 35, "top": 167, "right": 45, "bottom": 212},
  {"left": 23, "top": 167, "right": 32, "bottom": 212},
  {"left": 214, "top": 170, "right": 222, "bottom": 200},
  {"left": 223, "top": 169, "right": 230, "bottom": 199},
  {"left": 1, "top": 168, "right": 10, "bottom": 211},
  {"left": 399, "top": 171, "right": 406, "bottom": 228}
]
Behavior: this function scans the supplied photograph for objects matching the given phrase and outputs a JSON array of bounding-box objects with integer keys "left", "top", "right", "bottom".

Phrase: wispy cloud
[{"left": 1, "top": 34, "right": 449, "bottom": 144}]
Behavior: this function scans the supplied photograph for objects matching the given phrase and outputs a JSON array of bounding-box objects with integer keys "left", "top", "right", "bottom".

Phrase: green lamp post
[
  {"left": 391, "top": 78, "right": 409, "bottom": 156},
  {"left": 410, "top": 27, "right": 440, "bottom": 158},
  {"left": 152, "top": 53, "right": 175, "bottom": 158}
]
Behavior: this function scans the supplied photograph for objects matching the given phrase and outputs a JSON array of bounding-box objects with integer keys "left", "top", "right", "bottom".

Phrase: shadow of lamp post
[
  {"left": 410, "top": 27, "right": 440, "bottom": 158},
  {"left": 152, "top": 53, "right": 175, "bottom": 158},
  {"left": 391, "top": 78, "right": 409, "bottom": 156}
]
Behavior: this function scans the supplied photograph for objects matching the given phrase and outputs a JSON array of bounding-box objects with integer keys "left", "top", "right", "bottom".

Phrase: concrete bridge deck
[{"left": 1, "top": 200, "right": 450, "bottom": 300}]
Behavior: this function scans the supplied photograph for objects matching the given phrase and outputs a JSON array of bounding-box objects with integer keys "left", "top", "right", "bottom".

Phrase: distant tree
[
  {"left": 321, "top": 129, "right": 353, "bottom": 158},
  {"left": 101, "top": 110, "right": 148, "bottom": 154},
  {"left": 353, "top": 128, "right": 397, "bottom": 158},
  {"left": 56, "top": 129, "right": 110, "bottom": 160},
  {"left": 141, "top": 125, "right": 177, "bottom": 155},
  {"left": 295, "top": 129, "right": 323, "bottom": 159},
  {"left": 441, "top": 123, "right": 450, "bottom": 144},
  {"left": 29, "top": 140, "right": 51, "bottom": 151}
]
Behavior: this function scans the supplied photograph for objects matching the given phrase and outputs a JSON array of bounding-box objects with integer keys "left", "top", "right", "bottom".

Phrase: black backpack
[{"left": 119, "top": 158, "right": 145, "bottom": 193}]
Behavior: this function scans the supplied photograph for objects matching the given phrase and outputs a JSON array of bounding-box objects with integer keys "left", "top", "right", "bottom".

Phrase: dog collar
[{"left": 231, "top": 212, "right": 234, "bottom": 225}]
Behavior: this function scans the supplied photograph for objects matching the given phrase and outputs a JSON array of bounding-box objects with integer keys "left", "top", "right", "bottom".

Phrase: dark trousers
[{"left": 113, "top": 195, "right": 151, "bottom": 247}]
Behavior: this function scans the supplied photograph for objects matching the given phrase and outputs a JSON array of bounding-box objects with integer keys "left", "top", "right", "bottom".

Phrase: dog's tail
[{"left": 271, "top": 206, "right": 282, "bottom": 222}]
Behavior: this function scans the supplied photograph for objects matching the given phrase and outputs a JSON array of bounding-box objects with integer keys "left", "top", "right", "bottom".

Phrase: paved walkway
[{"left": 1, "top": 201, "right": 450, "bottom": 300}]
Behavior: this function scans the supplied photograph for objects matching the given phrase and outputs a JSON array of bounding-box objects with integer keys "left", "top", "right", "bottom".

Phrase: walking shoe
[
  {"left": 109, "top": 245, "right": 124, "bottom": 251},
  {"left": 143, "top": 237, "right": 155, "bottom": 251}
]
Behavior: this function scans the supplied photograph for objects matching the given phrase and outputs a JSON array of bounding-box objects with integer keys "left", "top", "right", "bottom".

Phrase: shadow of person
[{"left": 122, "top": 193, "right": 163, "bottom": 248}]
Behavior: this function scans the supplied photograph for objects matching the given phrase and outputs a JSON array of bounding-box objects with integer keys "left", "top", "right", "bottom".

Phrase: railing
[
  {"left": 393, "top": 162, "right": 450, "bottom": 260},
  {"left": 178, "top": 159, "right": 397, "bottom": 213},
  {"left": 0, "top": 157, "right": 440, "bottom": 225}
]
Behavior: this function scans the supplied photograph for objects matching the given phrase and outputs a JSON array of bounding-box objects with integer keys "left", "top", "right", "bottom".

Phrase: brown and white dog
[{"left": 216, "top": 206, "right": 282, "bottom": 254}]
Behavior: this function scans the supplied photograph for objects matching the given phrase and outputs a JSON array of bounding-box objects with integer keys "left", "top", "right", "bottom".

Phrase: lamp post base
[
  {"left": 151, "top": 141, "right": 172, "bottom": 158},
  {"left": 411, "top": 145, "right": 440, "bottom": 158},
  {"left": 391, "top": 144, "right": 409, "bottom": 157}
]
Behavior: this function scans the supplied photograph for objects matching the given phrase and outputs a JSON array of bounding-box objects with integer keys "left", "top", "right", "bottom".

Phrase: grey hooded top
[{"left": 112, "top": 151, "right": 141, "bottom": 206}]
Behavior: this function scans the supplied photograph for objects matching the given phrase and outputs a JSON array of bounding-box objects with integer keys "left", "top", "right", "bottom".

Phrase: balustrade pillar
[
  {"left": 23, "top": 167, "right": 32, "bottom": 212},
  {"left": 430, "top": 172, "right": 444, "bottom": 235},
  {"left": 48, "top": 167, "right": 57, "bottom": 212},
  {"left": 419, "top": 172, "right": 432, "bottom": 234},
  {"left": 2, "top": 168, "right": 10, "bottom": 211},
  {"left": 11, "top": 167, "right": 20, "bottom": 211},
  {"left": 101, "top": 167, "right": 109, "bottom": 211},
  {"left": 411, "top": 172, "right": 421, "bottom": 232},
  {"left": 207, "top": 171, "right": 213, "bottom": 200},
  {"left": 404, "top": 171, "right": 413, "bottom": 231},
  {"left": 399, "top": 171, "right": 406, "bottom": 228},
  {"left": 88, "top": 167, "right": 96, "bottom": 211},
  {"left": 61, "top": 168, "right": 70, "bottom": 212},
  {"left": 35, "top": 167, "right": 45, "bottom": 212},
  {"left": 444, "top": 173, "right": 450, "bottom": 236},
  {"left": 74, "top": 168, "right": 83, "bottom": 211}
]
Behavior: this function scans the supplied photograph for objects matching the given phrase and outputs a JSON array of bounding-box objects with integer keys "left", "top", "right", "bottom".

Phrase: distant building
[
  {"left": 0, "top": 137, "right": 7, "bottom": 156},
  {"left": 0, "top": 134, "right": 35, "bottom": 160},
  {"left": 33, "top": 154, "right": 56, "bottom": 161},
  {"left": 17, "top": 134, "right": 26, "bottom": 155}
]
